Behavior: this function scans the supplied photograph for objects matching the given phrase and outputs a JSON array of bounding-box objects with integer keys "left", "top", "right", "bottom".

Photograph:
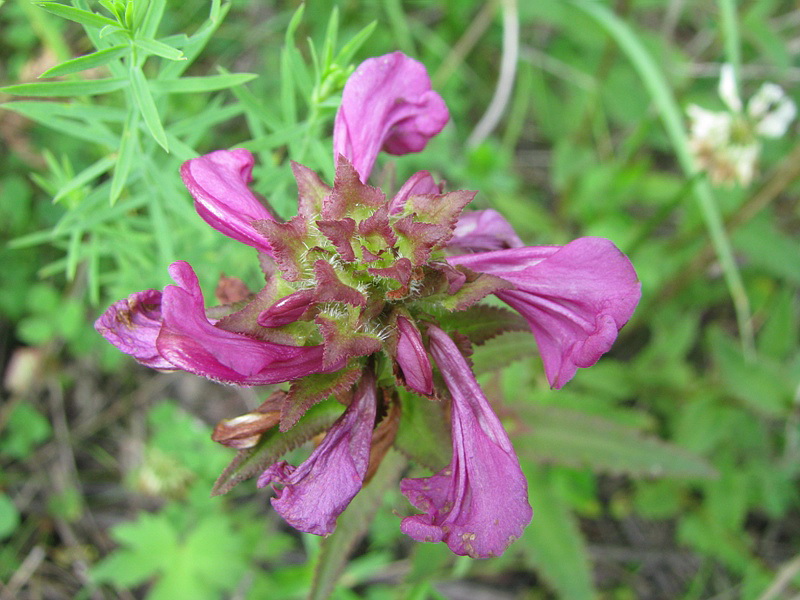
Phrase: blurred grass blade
[
  {"left": 310, "top": 451, "right": 406, "bottom": 600},
  {"left": 109, "top": 112, "right": 140, "bottom": 205},
  {"left": 0, "top": 78, "right": 128, "bottom": 97},
  {"left": 517, "top": 404, "right": 717, "bottom": 477},
  {"left": 569, "top": 0, "right": 755, "bottom": 357},
  {"left": 149, "top": 73, "right": 256, "bottom": 94},
  {"left": 334, "top": 21, "right": 377, "bottom": 70},
  {"left": 39, "top": 45, "right": 129, "bottom": 78},
  {"left": 139, "top": 0, "right": 166, "bottom": 38},
  {"left": 129, "top": 65, "right": 169, "bottom": 152},
  {"left": 719, "top": 0, "right": 741, "bottom": 82},
  {"left": 133, "top": 37, "right": 185, "bottom": 61},
  {"left": 280, "top": 4, "right": 305, "bottom": 125},
  {"left": 522, "top": 465, "right": 595, "bottom": 600},
  {"left": 53, "top": 155, "right": 117, "bottom": 203},
  {"left": 33, "top": 2, "right": 119, "bottom": 28}
]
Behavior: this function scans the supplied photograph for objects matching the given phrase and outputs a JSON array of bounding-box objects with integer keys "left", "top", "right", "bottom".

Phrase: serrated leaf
[
  {"left": 310, "top": 450, "right": 406, "bottom": 600},
  {"left": 211, "top": 399, "right": 344, "bottom": 497},
  {"left": 516, "top": 404, "right": 716, "bottom": 477},
  {"left": 521, "top": 465, "right": 595, "bottom": 600},
  {"left": 149, "top": 73, "right": 256, "bottom": 94},
  {"left": 471, "top": 331, "right": 538, "bottom": 375},
  {"left": 133, "top": 37, "right": 185, "bottom": 61},
  {"left": 92, "top": 512, "right": 179, "bottom": 587},
  {"left": 34, "top": 2, "right": 119, "bottom": 28},
  {"left": 39, "top": 44, "right": 128, "bottom": 78},
  {"left": 437, "top": 305, "right": 528, "bottom": 345},
  {"left": 708, "top": 326, "right": 792, "bottom": 417},
  {"left": 130, "top": 65, "right": 168, "bottom": 151},
  {"left": 0, "top": 78, "right": 128, "bottom": 97},
  {"left": 280, "top": 363, "right": 362, "bottom": 431},
  {"left": 393, "top": 389, "right": 450, "bottom": 471}
]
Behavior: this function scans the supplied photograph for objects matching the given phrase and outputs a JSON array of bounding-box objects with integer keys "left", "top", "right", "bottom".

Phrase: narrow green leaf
[
  {"left": 39, "top": 45, "right": 128, "bottom": 77},
  {"left": 516, "top": 404, "right": 717, "bottom": 478},
  {"left": 310, "top": 451, "right": 406, "bottom": 600},
  {"left": 133, "top": 37, "right": 185, "bottom": 61},
  {"left": 109, "top": 112, "right": 139, "bottom": 204},
  {"left": 1, "top": 100, "right": 126, "bottom": 122},
  {"left": 334, "top": 21, "right": 377, "bottom": 68},
  {"left": 0, "top": 78, "right": 128, "bottom": 97},
  {"left": 140, "top": 0, "right": 166, "bottom": 38},
  {"left": 34, "top": 2, "right": 119, "bottom": 28},
  {"left": 53, "top": 154, "right": 117, "bottom": 202},
  {"left": 521, "top": 465, "right": 595, "bottom": 600},
  {"left": 211, "top": 399, "right": 344, "bottom": 497},
  {"left": 149, "top": 73, "right": 256, "bottom": 94},
  {"left": 129, "top": 66, "right": 168, "bottom": 151},
  {"left": 0, "top": 104, "right": 118, "bottom": 145}
]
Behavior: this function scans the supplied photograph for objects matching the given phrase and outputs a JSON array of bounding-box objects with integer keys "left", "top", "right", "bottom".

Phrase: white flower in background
[{"left": 687, "top": 64, "right": 796, "bottom": 186}]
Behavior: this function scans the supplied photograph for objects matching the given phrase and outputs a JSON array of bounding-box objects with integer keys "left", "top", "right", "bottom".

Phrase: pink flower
[
  {"left": 448, "top": 238, "right": 641, "bottom": 388},
  {"left": 257, "top": 371, "right": 377, "bottom": 535},
  {"left": 333, "top": 52, "right": 449, "bottom": 182},
  {"left": 96, "top": 261, "right": 334, "bottom": 385},
  {"left": 98, "top": 51, "right": 640, "bottom": 557},
  {"left": 180, "top": 148, "right": 275, "bottom": 254},
  {"left": 400, "top": 325, "right": 532, "bottom": 558}
]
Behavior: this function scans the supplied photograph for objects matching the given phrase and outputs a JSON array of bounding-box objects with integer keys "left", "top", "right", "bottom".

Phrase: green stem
[{"left": 569, "top": 0, "right": 755, "bottom": 357}]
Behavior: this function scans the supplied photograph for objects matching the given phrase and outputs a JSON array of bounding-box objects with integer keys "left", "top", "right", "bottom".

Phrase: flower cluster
[
  {"left": 687, "top": 64, "right": 796, "bottom": 186},
  {"left": 96, "top": 52, "right": 640, "bottom": 558}
]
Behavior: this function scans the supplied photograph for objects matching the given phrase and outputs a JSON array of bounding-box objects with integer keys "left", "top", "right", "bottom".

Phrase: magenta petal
[
  {"left": 257, "top": 289, "right": 315, "bottom": 327},
  {"left": 156, "top": 261, "right": 328, "bottom": 385},
  {"left": 180, "top": 149, "right": 275, "bottom": 254},
  {"left": 94, "top": 289, "right": 172, "bottom": 369},
  {"left": 333, "top": 52, "right": 449, "bottom": 182},
  {"left": 389, "top": 170, "right": 441, "bottom": 214},
  {"left": 400, "top": 325, "right": 532, "bottom": 558},
  {"left": 257, "top": 371, "right": 377, "bottom": 535},
  {"left": 448, "top": 237, "right": 641, "bottom": 388},
  {"left": 396, "top": 317, "right": 433, "bottom": 395},
  {"left": 448, "top": 209, "right": 524, "bottom": 253}
]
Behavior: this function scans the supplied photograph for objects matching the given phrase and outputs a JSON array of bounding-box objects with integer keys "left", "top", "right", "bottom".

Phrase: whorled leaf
[
  {"left": 437, "top": 305, "right": 528, "bottom": 345},
  {"left": 211, "top": 398, "right": 344, "bottom": 497},
  {"left": 279, "top": 362, "right": 362, "bottom": 431}
]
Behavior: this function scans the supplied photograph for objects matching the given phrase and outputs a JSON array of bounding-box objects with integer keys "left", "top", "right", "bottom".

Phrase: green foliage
[{"left": 3, "top": 0, "right": 800, "bottom": 599}]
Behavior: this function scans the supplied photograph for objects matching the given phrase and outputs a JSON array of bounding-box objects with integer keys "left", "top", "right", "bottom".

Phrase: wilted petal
[
  {"left": 257, "top": 371, "right": 377, "bottom": 535},
  {"left": 95, "top": 289, "right": 172, "bottom": 369},
  {"left": 156, "top": 261, "right": 329, "bottom": 385},
  {"left": 180, "top": 149, "right": 275, "bottom": 254},
  {"left": 396, "top": 316, "right": 433, "bottom": 395},
  {"left": 448, "top": 237, "right": 641, "bottom": 388},
  {"left": 333, "top": 52, "right": 449, "bottom": 182},
  {"left": 400, "top": 325, "right": 531, "bottom": 558},
  {"left": 448, "top": 209, "right": 524, "bottom": 253}
]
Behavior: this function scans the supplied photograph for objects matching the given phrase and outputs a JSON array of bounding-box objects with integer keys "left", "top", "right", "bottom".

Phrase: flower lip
[{"left": 400, "top": 325, "right": 532, "bottom": 558}]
